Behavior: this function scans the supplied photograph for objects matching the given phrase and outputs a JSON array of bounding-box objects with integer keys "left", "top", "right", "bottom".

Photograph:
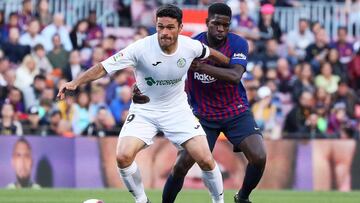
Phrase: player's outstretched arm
[
  {"left": 191, "top": 61, "right": 245, "bottom": 85},
  {"left": 57, "top": 63, "right": 107, "bottom": 100},
  {"left": 207, "top": 47, "right": 230, "bottom": 66}
]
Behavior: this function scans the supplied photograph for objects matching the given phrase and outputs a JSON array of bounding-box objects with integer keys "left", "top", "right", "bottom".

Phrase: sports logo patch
[
  {"left": 113, "top": 52, "right": 124, "bottom": 62},
  {"left": 232, "top": 53, "right": 247, "bottom": 60},
  {"left": 177, "top": 58, "right": 186, "bottom": 68}
]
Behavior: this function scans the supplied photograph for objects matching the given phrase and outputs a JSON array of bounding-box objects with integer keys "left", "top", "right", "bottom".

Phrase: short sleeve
[
  {"left": 192, "top": 40, "right": 210, "bottom": 59},
  {"left": 101, "top": 42, "right": 139, "bottom": 74},
  {"left": 230, "top": 38, "right": 249, "bottom": 68}
]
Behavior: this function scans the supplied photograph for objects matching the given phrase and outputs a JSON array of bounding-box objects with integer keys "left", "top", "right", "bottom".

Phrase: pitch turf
[{"left": 0, "top": 189, "right": 359, "bottom": 203}]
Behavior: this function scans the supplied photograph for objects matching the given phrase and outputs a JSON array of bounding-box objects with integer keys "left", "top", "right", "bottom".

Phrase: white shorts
[{"left": 119, "top": 105, "right": 206, "bottom": 147}]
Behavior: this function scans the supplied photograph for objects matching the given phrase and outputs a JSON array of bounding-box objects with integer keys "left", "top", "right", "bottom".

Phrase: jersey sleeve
[
  {"left": 101, "top": 41, "right": 139, "bottom": 74},
  {"left": 192, "top": 39, "right": 210, "bottom": 59},
  {"left": 230, "top": 38, "right": 249, "bottom": 69}
]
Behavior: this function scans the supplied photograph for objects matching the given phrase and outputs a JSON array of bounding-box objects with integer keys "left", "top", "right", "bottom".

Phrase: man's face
[
  {"left": 12, "top": 142, "right": 32, "bottom": 181},
  {"left": 299, "top": 20, "right": 308, "bottom": 33},
  {"left": 156, "top": 17, "right": 182, "bottom": 49},
  {"left": 207, "top": 14, "right": 230, "bottom": 43}
]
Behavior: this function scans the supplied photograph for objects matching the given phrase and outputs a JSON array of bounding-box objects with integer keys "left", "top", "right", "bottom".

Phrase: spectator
[
  {"left": 41, "top": 13, "right": 73, "bottom": 52},
  {"left": 47, "top": 34, "right": 70, "bottom": 71},
  {"left": 315, "top": 62, "right": 340, "bottom": 94},
  {"left": 22, "top": 74, "right": 47, "bottom": 109},
  {"left": 260, "top": 0, "right": 295, "bottom": 7},
  {"left": 327, "top": 48, "right": 346, "bottom": 80},
  {"left": 305, "top": 28, "right": 330, "bottom": 73},
  {"left": 1, "top": 12, "right": 21, "bottom": 41},
  {"left": 45, "top": 109, "right": 62, "bottom": 135},
  {"left": 258, "top": 4, "right": 282, "bottom": 43},
  {"left": 84, "top": 46, "right": 105, "bottom": 68},
  {"left": 0, "top": 103, "right": 23, "bottom": 136},
  {"left": 231, "top": 0, "right": 260, "bottom": 40},
  {"left": 252, "top": 85, "right": 278, "bottom": 138},
  {"left": 347, "top": 46, "right": 360, "bottom": 90},
  {"left": 89, "top": 85, "right": 109, "bottom": 121},
  {"left": 286, "top": 18, "right": 314, "bottom": 62},
  {"left": 0, "top": 10, "right": 5, "bottom": 41},
  {"left": 303, "top": 112, "right": 325, "bottom": 138},
  {"left": 18, "top": 0, "right": 34, "bottom": 30},
  {"left": 101, "top": 35, "right": 117, "bottom": 58},
  {"left": 69, "top": 19, "right": 89, "bottom": 50},
  {"left": 22, "top": 105, "right": 47, "bottom": 135},
  {"left": 259, "top": 38, "right": 280, "bottom": 72},
  {"left": 276, "top": 58, "right": 294, "bottom": 93},
  {"left": 327, "top": 102, "right": 356, "bottom": 138},
  {"left": 314, "top": 87, "right": 332, "bottom": 110},
  {"left": 19, "top": 19, "right": 44, "bottom": 48},
  {"left": 56, "top": 92, "right": 76, "bottom": 122},
  {"left": 15, "top": 55, "right": 39, "bottom": 90},
  {"left": 117, "top": 0, "right": 132, "bottom": 26},
  {"left": 0, "top": 56, "right": 10, "bottom": 86},
  {"left": 35, "top": 0, "right": 52, "bottom": 30},
  {"left": 332, "top": 80, "right": 358, "bottom": 119},
  {"left": 105, "top": 69, "right": 132, "bottom": 104},
  {"left": 110, "top": 85, "right": 132, "bottom": 125},
  {"left": 6, "top": 87, "right": 26, "bottom": 118},
  {"left": 2, "top": 27, "right": 31, "bottom": 64},
  {"left": 86, "top": 10, "right": 104, "bottom": 47},
  {"left": 82, "top": 106, "right": 116, "bottom": 137},
  {"left": 72, "top": 91, "right": 90, "bottom": 135},
  {"left": 32, "top": 44, "right": 53, "bottom": 75},
  {"left": 63, "top": 50, "right": 86, "bottom": 81},
  {"left": 284, "top": 90, "right": 314, "bottom": 137},
  {"left": 331, "top": 27, "right": 354, "bottom": 65}
]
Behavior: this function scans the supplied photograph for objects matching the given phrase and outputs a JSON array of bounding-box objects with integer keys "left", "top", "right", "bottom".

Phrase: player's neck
[
  {"left": 206, "top": 33, "right": 226, "bottom": 49},
  {"left": 159, "top": 41, "right": 178, "bottom": 55}
]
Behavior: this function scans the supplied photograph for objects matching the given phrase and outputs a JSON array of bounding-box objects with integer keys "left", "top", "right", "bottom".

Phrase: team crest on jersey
[
  {"left": 177, "top": 58, "right": 186, "bottom": 68},
  {"left": 113, "top": 52, "right": 124, "bottom": 62}
]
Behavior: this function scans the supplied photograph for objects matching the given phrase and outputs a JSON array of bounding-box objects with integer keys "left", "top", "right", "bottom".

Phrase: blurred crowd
[{"left": 0, "top": 0, "right": 360, "bottom": 139}]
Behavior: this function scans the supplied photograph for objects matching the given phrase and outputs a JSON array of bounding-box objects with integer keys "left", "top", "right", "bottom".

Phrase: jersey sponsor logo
[
  {"left": 232, "top": 53, "right": 247, "bottom": 60},
  {"left": 113, "top": 52, "right": 124, "bottom": 62},
  {"left": 194, "top": 72, "right": 217, "bottom": 83},
  {"left": 152, "top": 61, "right": 162, "bottom": 66},
  {"left": 177, "top": 58, "right": 186, "bottom": 68},
  {"left": 145, "top": 77, "right": 182, "bottom": 86}
]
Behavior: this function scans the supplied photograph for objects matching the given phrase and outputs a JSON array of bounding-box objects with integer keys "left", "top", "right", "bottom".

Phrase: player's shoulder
[
  {"left": 192, "top": 32, "right": 207, "bottom": 40},
  {"left": 127, "top": 34, "right": 156, "bottom": 50},
  {"left": 228, "top": 32, "right": 248, "bottom": 46},
  {"left": 178, "top": 34, "right": 203, "bottom": 48}
]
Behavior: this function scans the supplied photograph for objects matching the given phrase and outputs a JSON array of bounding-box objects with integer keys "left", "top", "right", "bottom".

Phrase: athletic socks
[
  {"left": 162, "top": 174, "right": 185, "bottom": 203},
  {"left": 202, "top": 163, "right": 224, "bottom": 203},
  {"left": 119, "top": 162, "right": 148, "bottom": 203},
  {"left": 239, "top": 164, "right": 264, "bottom": 200}
]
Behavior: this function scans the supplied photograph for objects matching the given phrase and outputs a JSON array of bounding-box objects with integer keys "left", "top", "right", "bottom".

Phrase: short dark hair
[
  {"left": 337, "top": 26, "right": 347, "bottom": 33},
  {"left": 208, "top": 3, "right": 232, "bottom": 19},
  {"left": 156, "top": 4, "right": 183, "bottom": 25}
]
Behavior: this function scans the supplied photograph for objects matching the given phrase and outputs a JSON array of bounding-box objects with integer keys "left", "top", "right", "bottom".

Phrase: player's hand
[
  {"left": 190, "top": 60, "right": 204, "bottom": 72},
  {"left": 132, "top": 84, "right": 150, "bottom": 104},
  {"left": 56, "top": 81, "right": 78, "bottom": 100}
]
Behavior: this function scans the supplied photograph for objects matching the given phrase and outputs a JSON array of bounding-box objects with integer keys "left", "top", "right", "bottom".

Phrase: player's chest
[{"left": 138, "top": 54, "right": 192, "bottom": 78}]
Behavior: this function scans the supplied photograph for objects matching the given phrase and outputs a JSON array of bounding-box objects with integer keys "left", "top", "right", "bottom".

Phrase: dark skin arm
[{"left": 191, "top": 60, "right": 245, "bottom": 85}]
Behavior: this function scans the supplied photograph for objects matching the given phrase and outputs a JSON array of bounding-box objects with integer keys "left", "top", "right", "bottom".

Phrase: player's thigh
[
  {"left": 223, "top": 110, "right": 262, "bottom": 152},
  {"left": 181, "top": 135, "right": 213, "bottom": 165},
  {"left": 172, "top": 150, "right": 196, "bottom": 176},
  {"left": 199, "top": 119, "right": 222, "bottom": 152},
  {"left": 117, "top": 111, "right": 158, "bottom": 156},
  {"left": 160, "top": 106, "right": 206, "bottom": 147}
]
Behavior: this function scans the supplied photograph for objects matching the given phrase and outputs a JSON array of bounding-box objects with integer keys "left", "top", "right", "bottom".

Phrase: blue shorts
[{"left": 198, "top": 110, "right": 262, "bottom": 152}]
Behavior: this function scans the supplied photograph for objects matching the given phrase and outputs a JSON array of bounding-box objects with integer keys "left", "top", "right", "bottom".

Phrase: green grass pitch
[{"left": 0, "top": 189, "right": 359, "bottom": 203}]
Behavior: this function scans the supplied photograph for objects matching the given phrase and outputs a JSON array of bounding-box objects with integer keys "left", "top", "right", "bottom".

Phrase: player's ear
[
  {"left": 206, "top": 18, "right": 209, "bottom": 26},
  {"left": 178, "top": 23, "right": 183, "bottom": 32}
]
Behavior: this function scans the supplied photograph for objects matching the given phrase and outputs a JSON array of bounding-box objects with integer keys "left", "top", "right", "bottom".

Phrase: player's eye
[{"left": 157, "top": 25, "right": 164, "bottom": 30}]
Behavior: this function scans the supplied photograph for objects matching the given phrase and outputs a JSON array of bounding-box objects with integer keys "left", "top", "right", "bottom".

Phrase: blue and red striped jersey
[{"left": 187, "top": 32, "right": 249, "bottom": 120}]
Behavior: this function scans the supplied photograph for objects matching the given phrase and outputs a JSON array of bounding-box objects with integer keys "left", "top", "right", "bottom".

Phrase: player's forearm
[
  {"left": 199, "top": 64, "right": 245, "bottom": 85},
  {"left": 208, "top": 48, "right": 230, "bottom": 66},
  {"left": 72, "top": 63, "right": 107, "bottom": 87}
]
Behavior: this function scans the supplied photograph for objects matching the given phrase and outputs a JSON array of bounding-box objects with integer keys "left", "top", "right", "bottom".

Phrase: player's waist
[{"left": 193, "top": 105, "right": 249, "bottom": 121}]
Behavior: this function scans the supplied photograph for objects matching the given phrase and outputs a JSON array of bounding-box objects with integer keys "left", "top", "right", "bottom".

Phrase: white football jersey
[{"left": 101, "top": 33, "right": 210, "bottom": 110}]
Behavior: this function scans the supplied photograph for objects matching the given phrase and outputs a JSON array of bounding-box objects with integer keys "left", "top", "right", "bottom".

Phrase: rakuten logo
[{"left": 194, "top": 72, "right": 217, "bottom": 83}]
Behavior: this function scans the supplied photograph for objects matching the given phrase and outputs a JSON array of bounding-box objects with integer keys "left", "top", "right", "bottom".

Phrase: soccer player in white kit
[{"left": 57, "top": 4, "right": 226, "bottom": 203}]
